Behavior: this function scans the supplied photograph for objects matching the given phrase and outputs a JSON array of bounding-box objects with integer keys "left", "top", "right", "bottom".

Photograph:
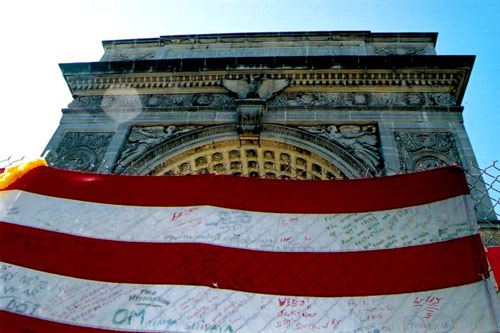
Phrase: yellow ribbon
[{"left": 0, "top": 158, "right": 47, "bottom": 190}]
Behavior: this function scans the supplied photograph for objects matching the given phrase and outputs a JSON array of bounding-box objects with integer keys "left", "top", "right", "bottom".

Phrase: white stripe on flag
[
  {"left": 0, "top": 190, "right": 476, "bottom": 251},
  {"left": 0, "top": 263, "right": 497, "bottom": 332}
]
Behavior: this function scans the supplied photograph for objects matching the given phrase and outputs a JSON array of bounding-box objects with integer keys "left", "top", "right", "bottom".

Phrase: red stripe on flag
[
  {"left": 486, "top": 247, "right": 500, "bottom": 282},
  {"left": 0, "top": 222, "right": 488, "bottom": 297},
  {"left": 4, "top": 165, "right": 470, "bottom": 213}
]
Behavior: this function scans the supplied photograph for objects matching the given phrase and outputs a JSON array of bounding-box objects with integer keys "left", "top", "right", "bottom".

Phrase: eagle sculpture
[{"left": 222, "top": 76, "right": 289, "bottom": 99}]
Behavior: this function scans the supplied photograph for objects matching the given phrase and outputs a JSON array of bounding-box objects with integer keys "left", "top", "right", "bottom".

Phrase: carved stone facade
[
  {"left": 301, "top": 125, "right": 381, "bottom": 173},
  {"left": 150, "top": 138, "right": 347, "bottom": 180},
  {"left": 67, "top": 94, "right": 236, "bottom": 112},
  {"left": 44, "top": 31, "right": 494, "bottom": 222},
  {"left": 115, "top": 125, "right": 203, "bottom": 173},
  {"left": 372, "top": 47, "right": 428, "bottom": 56},
  {"left": 394, "top": 131, "right": 462, "bottom": 172},
  {"left": 46, "top": 132, "right": 113, "bottom": 172},
  {"left": 268, "top": 92, "right": 456, "bottom": 108},
  {"left": 100, "top": 32, "right": 436, "bottom": 62}
]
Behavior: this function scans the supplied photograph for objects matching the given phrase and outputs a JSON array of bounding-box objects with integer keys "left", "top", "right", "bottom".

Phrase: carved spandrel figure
[
  {"left": 119, "top": 126, "right": 175, "bottom": 168},
  {"left": 303, "top": 125, "right": 380, "bottom": 171},
  {"left": 117, "top": 125, "right": 202, "bottom": 172},
  {"left": 330, "top": 125, "right": 380, "bottom": 171}
]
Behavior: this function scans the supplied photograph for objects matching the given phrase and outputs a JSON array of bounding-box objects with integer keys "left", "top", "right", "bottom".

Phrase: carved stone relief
[
  {"left": 237, "top": 104, "right": 263, "bottom": 135},
  {"left": 394, "top": 131, "right": 462, "bottom": 172},
  {"left": 106, "top": 49, "right": 157, "bottom": 61},
  {"left": 119, "top": 125, "right": 237, "bottom": 175},
  {"left": 66, "top": 92, "right": 456, "bottom": 112},
  {"left": 67, "top": 96, "right": 103, "bottom": 110},
  {"left": 269, "top": 93, "right": 338, "bottom": 106},
  {"left": 47, "top": 132, "right": 114, "bottom": 172},
  {"left": 428, "top": 93, "right": 456, "bottom": 106},
  {"left": 67, "top": 94, "right": 236, "bottom": 112},
  {"left": 154, "top": 94, "right": 235, "bottom": 107},
  {"left": 117, "top": 124, "right": 373, "bottom": 177},
  {"left": 267, "top": 92, "right": 456, "bottom": 107},
  {"left": 373, "top": 47, "right": 427, "bottom": 56},
  {"left": 299, "top": 124, "right": 381, "bottom": 173},
  {"left": 115, "top": 125, "right": 203, "bottom": 173},
  {"left": 349, "top": 93, "right": 371, "bottom": 105},
  {"left": 101, "top": 92, "right": 142, "bottom": 109}
]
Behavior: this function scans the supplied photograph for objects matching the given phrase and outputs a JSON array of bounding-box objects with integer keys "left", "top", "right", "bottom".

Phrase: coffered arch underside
[{"left": 120, "top": 125, "right": 371, "bottom": 179}]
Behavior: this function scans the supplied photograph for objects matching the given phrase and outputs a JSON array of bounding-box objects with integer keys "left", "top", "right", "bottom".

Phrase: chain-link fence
[
  {"left": 0, "top": 156, "right": 28, "bottom": 169},
  {"left": 464, "top": 161, "right": 500, "bottom": 246}
]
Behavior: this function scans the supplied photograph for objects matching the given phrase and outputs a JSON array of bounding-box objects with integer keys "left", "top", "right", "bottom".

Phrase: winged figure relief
[
  {"left": 118, "top": 126, "right": 174, "bottom": 168},
  {"left": 300, "top": 125, "right": 380, "bottom": 171},
  {"left": 117, "top": 126, "right": 200, "bottom": 171},
  {"left": 330, "top": 125, "right": 380, "bottom": 171},
  {"left": 222, "top": 77, "right": 289, "bottom": 99}
]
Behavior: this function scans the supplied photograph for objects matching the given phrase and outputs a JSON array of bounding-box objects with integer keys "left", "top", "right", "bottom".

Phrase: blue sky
[{"left": 1, "top": 0, "right": 499, "bottom": 170}]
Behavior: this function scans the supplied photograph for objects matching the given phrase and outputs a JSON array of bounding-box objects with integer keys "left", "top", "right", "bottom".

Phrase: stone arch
[{"left": 118, "top": 124, "right": 371, "bottom": 178}]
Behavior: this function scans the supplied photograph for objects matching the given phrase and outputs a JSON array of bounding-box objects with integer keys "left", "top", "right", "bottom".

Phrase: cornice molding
[
  {"left": 64, "top": 68, "right": 466, "bottom": 102},
  {"left": 61, "top": 55, "right": 473, "bottom": 105}
]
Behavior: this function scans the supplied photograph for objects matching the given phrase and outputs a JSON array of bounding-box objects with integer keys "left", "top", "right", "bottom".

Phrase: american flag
[{"left": 0, "top": 163, "right": 499, "bottom": 332}]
